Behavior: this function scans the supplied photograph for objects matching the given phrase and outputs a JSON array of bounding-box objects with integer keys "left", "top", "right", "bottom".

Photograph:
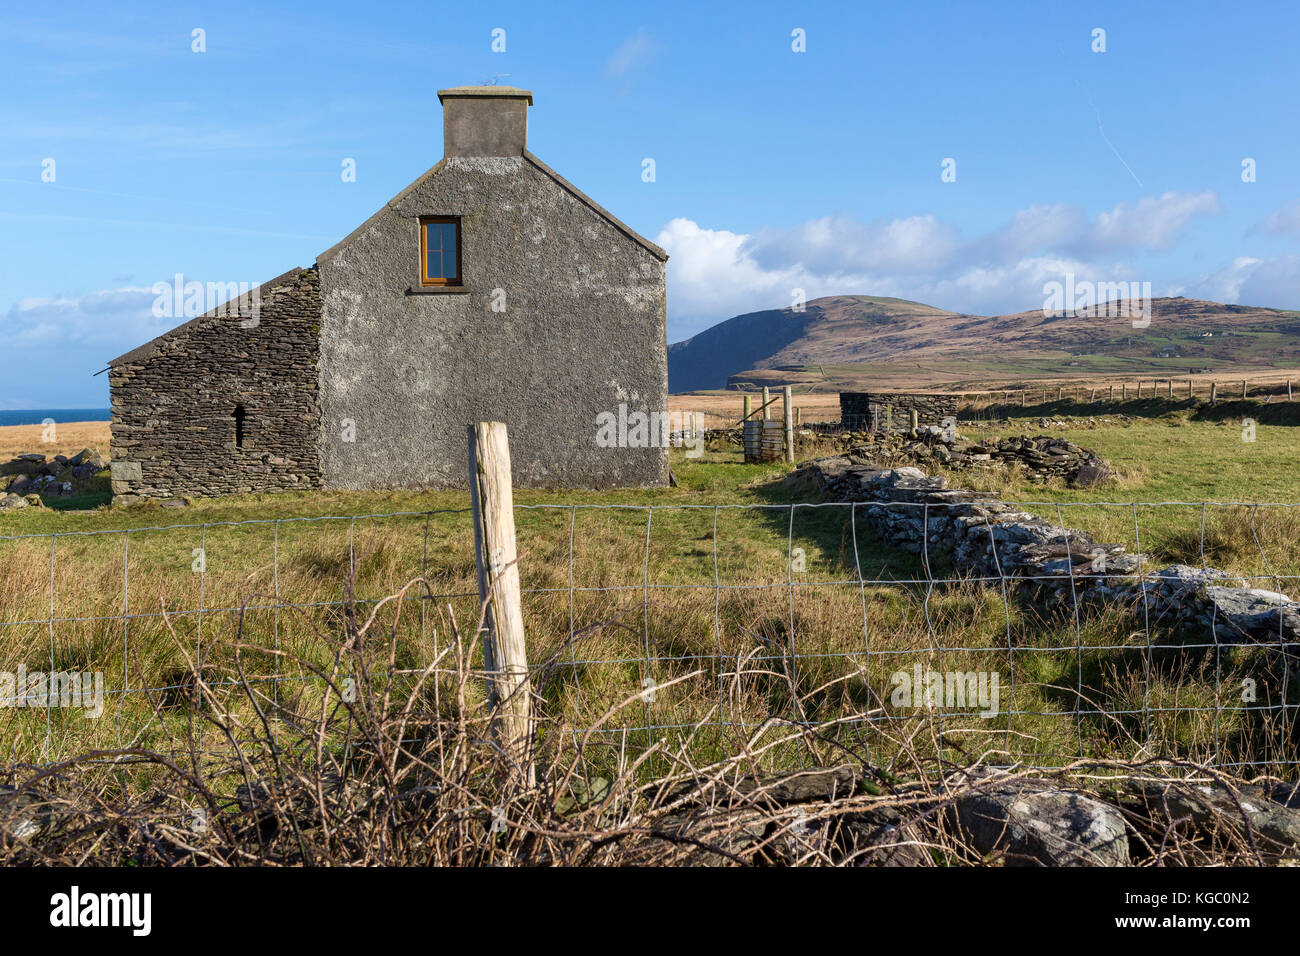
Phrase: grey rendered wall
[{"left": 316, "top": 156, "right": 668, "bottom": 489}]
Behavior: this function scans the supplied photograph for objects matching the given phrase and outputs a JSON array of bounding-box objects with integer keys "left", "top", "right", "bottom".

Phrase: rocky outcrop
[
  {"left": 1112, "top": 776, "right": 1300, "bottom": 862},
  {"left": 949, "top": 769, "right": 1130, "bottom": 866},
  {"left": 0, "top": 493, "right": 44, "bottom": 512}
]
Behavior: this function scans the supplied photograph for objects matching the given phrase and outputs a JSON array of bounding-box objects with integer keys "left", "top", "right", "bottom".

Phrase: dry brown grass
[
  {"left": 0, "top": 421, "right": 111, "bottom": 463},
  {"left": 2, "top": 426, "right": 1299, "bottom": 864},
  {"left": 1, "top": 581, "right": 1293, "bottom": 867},
  {"left": 669, "top": 392, "right": 842, "bottom": 429}
]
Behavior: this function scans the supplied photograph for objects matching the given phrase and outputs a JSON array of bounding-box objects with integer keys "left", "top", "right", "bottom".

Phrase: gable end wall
[
  {"left": 108, "top": 269, "right": 324, "bottom": 500},
  {"left": 316, "top": 156, "right": 668, "bottom": 489}
]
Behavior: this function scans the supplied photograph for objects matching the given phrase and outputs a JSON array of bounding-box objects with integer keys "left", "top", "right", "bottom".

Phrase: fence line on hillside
[
  {"left": 971, "top": 378, "right": 1298, "bottom": 407},
  {"left": 707, "top": 380, "right": 1300, "bottom": 433}
]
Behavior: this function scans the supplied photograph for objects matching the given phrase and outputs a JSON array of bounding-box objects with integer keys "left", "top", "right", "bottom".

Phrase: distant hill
[{"left": 667, "top": 295, "right": 1300, "bottom": 393}]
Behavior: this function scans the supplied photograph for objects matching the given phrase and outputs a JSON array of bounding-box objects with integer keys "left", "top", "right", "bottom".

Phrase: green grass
[
  {"left": 939, "top": 409, "right": 1300, "bottom": 588},
  {"left": 974, "top": 412, "right": 1300, "bottom": 502},
  {"left": 2, "top": 419, "right": 1299, "bottom": 779}
]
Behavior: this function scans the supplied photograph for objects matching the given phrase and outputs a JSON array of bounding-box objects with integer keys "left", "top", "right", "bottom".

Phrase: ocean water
[{"left": 0, "top": 409, "right": 111, "bottom": 427}]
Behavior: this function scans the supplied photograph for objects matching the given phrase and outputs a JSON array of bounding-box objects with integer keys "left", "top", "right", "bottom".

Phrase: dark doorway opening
[{"left": 234, "top": 404, "right": 246, "bottom": 449}]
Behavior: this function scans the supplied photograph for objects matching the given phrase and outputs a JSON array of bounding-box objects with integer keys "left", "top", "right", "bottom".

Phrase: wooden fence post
[
  {"left": 1210, "top": 382, "right": 1217, "bottom": 405},
  {"left": 762, "top": 386, "right": 771, "bottom": 421},
  {"left": 468, "top": 422, "right": 534, "bottom": 785},
  {"left": 783, "top": 386, "right": 795, "bottom": 463},
  {"left": 1242, "top": 380, "right": 1248, "bottom": 399},
  {"left": 743, "top": 394, "right": 752, "bottom": 422},
  {"left": 1167, "top": 379, "right": 1173, "bottom": 399},
  {"left": 1122, "top": 383, "right": 1127, "bottom": 400},
  {"left": 1108, "top": 385, "right": 1114, "bottom": 401},
  {"left": 1289, "top": 380, "right": 1294, "bottom": 401}
]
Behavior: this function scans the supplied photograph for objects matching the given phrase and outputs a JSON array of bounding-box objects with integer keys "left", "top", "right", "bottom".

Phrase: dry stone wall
[
  {"left": 840, "top": 392, "right": 957, "bottom": 433},
  {"left": 108, "top": 269, "right": 323, "bottom": 502},
  {"left": 839, "top": 429, "right": 1113, "bottom": 488},
  {"left": 799, "top": 455, "right": 1300, "bottom": 651}
]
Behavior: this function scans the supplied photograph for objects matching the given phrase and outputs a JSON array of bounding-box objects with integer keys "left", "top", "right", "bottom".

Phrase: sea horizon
[{"left": 0, "top": 408, "right": 111, "bottom": 427}]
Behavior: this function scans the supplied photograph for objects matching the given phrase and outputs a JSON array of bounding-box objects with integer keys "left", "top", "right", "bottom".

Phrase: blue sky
[{"left": 3, "top": 0, "right": 1299, "bottom": 408}]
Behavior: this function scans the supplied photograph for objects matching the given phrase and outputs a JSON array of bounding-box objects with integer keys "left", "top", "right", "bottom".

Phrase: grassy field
[
  {"left": 2, "top": 407, "right": 1299, "bottom": 782},
  {"left": 0, "top": 421, "right": 111, "bottom": 463}
]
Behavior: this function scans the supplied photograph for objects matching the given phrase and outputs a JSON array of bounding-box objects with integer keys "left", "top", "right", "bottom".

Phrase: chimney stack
[{"left": 437, "top": 86, "right": 533, "bottom": 158}]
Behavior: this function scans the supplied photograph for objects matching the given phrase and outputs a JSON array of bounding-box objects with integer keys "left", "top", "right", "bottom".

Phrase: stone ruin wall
[
  {"left": 840, "top": 392, "right": 958, "bottom": 433},
  {"left": 799, "top": 455, "right": 1300, "bottom": 650},
  {"left": 108, "top": 269, "right": 323, "bottom": 502}
]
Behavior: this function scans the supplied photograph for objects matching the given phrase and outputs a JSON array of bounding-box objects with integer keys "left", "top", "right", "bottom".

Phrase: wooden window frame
[{"left": 419, "top": 216, "right": 462, "bottom": 286}]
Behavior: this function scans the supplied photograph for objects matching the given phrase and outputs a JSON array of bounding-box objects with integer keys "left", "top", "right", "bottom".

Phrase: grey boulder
[{"left": 950, "top": 772, "right": 1130, "bottom": 866}]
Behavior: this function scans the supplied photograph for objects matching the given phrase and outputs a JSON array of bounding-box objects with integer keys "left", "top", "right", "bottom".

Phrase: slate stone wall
[
  {"left": 107, "top": 269, "right": 323, "bottom": 501},
  {"left": 840, "top": 392, "right": 957, "bottom": 433}
]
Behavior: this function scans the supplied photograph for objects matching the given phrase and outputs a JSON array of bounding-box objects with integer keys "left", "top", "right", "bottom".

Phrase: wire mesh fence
[{"left": 1, "top": 496, "right": 1298, "bottom": 773}]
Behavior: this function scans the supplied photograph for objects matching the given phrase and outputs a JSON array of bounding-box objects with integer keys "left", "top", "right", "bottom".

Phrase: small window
[
  {"left": 419, "top": 217, "right": 461, "bottom": 285},
  {"left": 234, "top": 404, "right": 246, "bottom": 449}
]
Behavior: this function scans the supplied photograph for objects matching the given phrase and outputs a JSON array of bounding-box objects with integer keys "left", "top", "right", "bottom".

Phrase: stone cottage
[{"left": 107, "top": 86, "right": 669, "bottom": 501}]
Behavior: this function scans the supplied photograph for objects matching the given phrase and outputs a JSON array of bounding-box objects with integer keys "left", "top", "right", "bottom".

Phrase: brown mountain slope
[{"left": 667, "top": 295, "right": 1300, "bottom": 393}]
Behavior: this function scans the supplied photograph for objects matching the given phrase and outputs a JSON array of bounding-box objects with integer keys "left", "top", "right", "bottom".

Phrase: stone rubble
[
  {"left": 835, "top": 428, "right": 1114, "bottom": 488},
  {"left": 659, "top": 764, "right": 1300, "bottom": 866},
  {"left": 794, "top": 455, "right": 1300, "bottom": 650},
  {"left": 0, "top": 447, "right": 105, "bottom": 513}
]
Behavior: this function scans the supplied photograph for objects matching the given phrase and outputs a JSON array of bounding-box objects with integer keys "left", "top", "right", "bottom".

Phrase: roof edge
[
  {"left": 523, "top": 151, "right": 668, "bottom": 262},
  {"left": 107, "top": 267, "right": 305, "bottom": 368},
  {"left": 315, "top": 161, "right": 447, "bottom": 268},
  {"left": 316, "top": 154, "right": 667, "bottom": 267}
]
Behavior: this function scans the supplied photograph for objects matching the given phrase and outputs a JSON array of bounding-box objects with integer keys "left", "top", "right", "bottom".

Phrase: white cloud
[
  {"left": 659, "top": 191, "right": 1226, "bottom": 339},
  {"left": 655, "top": 217, "right": 914, "bottom": 340},
  {"left": 0, "top": 286, "right": 175, "bottom": 407},
  {"left": 982, "top": 204, "right": 1088, "bottom": 263},
  {"left": 606, "top": 29, "right": 659, "bottom": 78},
  {"left": 1250, "top": 200, "right": 1300, "bottom": 239},
  {"left": 745, "top": 214, "right": 959, "bottom": 276},
  {"left": 1184, "top": 256, "right": 1263, "bottom": 304},
  {"left": 9, "top": 287, "right": 165, "bottom": 347},
  {"left": 1087, "top": 190, "right": 1222, "bottom": 252},
  {"left": 1186, "top": 255, "right": 1300, "bottom": 309}
]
